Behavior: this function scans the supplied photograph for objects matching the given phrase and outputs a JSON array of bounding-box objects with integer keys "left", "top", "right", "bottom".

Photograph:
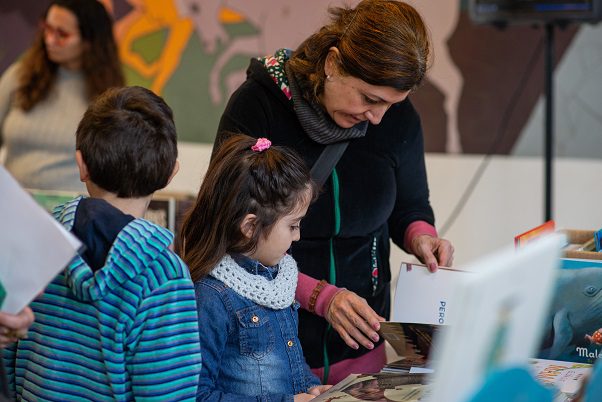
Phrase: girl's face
[
  {"left": 43, "top": 5, "right": 84, "bottom": 70},
  {"left": 246, "top": 189, "right": 311, "bottom": 267},
  {"left": 320, "top": 48, "right": 409, "bottom": 128}
]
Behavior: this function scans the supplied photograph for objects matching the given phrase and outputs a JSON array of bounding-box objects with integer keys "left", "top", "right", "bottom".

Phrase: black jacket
[{"left": 216, "top": 58, "right": 435, "bottom": 368}]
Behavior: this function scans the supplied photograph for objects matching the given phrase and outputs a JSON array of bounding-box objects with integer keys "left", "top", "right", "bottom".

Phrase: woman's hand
[
  {"left": 0, "top": 307, "right": 35, "bottom": 348},
  {"left": 326, "top": 290, "right": 385, "bottom": 350},
  {"left": 411, "top": 234, "right": 454, "bottom": 272}
]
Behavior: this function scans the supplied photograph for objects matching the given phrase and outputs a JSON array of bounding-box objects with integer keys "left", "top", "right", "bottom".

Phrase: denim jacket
[{"left": 195, "top": 254, "right": 320, "bottom": 402}]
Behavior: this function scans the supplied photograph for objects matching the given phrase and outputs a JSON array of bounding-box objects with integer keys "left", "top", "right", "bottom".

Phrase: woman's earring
[{"left": 326, "top": 75, "right": 332, "bottom": 81}]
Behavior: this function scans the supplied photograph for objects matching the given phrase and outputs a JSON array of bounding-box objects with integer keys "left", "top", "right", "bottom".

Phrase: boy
[{"left": 3, "top": 86, "right": 202, "bottom": 401}]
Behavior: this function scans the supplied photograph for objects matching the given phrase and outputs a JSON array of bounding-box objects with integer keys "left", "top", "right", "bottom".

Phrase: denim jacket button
[
  {"left": 251, "top": 315, "right": 259, "bottom": 323},
  {"left": 287, "top": 340, "right": 293, "bottom": 347}
]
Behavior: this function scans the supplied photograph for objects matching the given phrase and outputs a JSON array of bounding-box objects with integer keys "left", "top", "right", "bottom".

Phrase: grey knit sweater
[{"left": 0, "top": 62, "right": 87, "bottom": 192}]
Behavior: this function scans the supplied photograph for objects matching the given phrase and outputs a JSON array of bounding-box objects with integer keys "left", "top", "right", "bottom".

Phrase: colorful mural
[{"left": 1, "top": 0, "right": 600, "bottom": 156}]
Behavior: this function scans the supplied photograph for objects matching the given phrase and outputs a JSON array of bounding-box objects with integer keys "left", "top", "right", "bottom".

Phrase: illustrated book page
[{"left": 312, "top": 372, "right": 429, "bottom": 402}]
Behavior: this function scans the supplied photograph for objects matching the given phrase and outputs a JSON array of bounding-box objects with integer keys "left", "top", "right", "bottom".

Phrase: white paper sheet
[{"left": 0, "top": 166, "right": 81, "bottom": 314}]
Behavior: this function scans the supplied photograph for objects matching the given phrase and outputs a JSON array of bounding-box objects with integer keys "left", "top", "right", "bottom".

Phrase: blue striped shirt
[{"left": 3, "top": 197, "right": 202, "bottom": 401}]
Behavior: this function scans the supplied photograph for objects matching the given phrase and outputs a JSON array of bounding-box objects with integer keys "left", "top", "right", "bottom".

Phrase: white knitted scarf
[{"left": 210, "top": 254, "right": 298, "bottom": 309}]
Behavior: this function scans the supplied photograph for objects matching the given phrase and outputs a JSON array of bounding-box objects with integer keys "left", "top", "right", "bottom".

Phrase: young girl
[{"left": 180, "top": 134, "right": 331, "bottom": 401}]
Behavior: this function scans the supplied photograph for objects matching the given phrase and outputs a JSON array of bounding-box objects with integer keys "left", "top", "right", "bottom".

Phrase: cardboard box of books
[{"left": 561, "top": 229, "right": 602, "bottom": 261}]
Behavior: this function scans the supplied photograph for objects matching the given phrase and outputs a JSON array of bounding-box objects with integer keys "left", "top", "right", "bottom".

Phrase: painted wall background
[{"left": 1, "top": 0, "right": 602, "bottom": 266}]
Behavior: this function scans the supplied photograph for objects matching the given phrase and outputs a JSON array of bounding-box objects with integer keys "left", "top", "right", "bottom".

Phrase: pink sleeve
[
  {"left": 403, "top": 220, "right": 438, "bottom": 253},
  {"left": 296, "top": 272, "right": 341, "bottom": 318}
]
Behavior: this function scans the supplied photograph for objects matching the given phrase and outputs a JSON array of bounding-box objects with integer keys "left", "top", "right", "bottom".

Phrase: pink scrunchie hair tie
[{"left": 251, "top": 138, "right": 271, "bottom": 152}]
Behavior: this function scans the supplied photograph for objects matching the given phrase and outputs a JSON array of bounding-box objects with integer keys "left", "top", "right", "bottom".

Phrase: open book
[
  {"left": 528, "top": 358, "right": 592, "bottom": 401},
  {"left": 0, "top": 167, "right": 82, "bottom": 313},
  {"left": 312, "top": 372, "right": 429, "bottom": 402}
]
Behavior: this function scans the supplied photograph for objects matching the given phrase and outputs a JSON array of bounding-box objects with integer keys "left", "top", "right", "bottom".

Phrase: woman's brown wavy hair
[
  {"left": 16, "top": 0, "right": 124, "bottom": 111},
  {"left": 288, "top": 0, "right": 431, "bottom": 102}
]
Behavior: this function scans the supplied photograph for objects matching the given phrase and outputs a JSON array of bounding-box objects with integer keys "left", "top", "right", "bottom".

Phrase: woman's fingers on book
[{"left": 327, "top": 290, "right": 382, "bottom": 349}]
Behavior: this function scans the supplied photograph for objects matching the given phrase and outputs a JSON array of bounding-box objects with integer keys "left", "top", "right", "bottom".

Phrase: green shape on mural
[
  {"left": 163, "top": 21, "right": 258, "bottom": 144},
  {"left": 119, "top": 18, "right": 260, "bottom": 144},
  {"left": 124, "top": 29, "right": 168, "bottom": 89}
]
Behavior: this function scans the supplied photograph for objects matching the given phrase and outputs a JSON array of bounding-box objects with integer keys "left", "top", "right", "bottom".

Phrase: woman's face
[
  {"left": 320, "top": 48, "right": 409, "bottom": 128},
  {"left": 43, "top": 5, "right": 84, "bottom": 70}
]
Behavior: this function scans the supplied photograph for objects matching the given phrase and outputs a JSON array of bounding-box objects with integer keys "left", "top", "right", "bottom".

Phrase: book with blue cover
[{"left": 537, "top": 258, "right": 602, "bottom": 364}]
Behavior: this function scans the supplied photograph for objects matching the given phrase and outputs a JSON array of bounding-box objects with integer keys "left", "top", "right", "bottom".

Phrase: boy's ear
[
  {"left": 166, "top": 160, "right": 180, "bottom": 185},
  {"left": 240, "top": 214, "right": 257, "bottom": 239},
  {"left": 75, "top": 150, "right": 89, "bottom": 182}
]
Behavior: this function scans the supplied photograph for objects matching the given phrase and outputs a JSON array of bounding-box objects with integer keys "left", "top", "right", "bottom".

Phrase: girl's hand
[
  {"left": 308, "top": 385, "right": 333, "bottom": 395},
  {"left": 294, "top": 393, "right": 316, "bottom": 401},
  {"left": 326, "top": 290, "right": 385, "bottom": 350}
]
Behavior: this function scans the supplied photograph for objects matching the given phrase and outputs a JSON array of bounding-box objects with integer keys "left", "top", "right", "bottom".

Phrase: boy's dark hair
[
  {"left": 76, "top": 86, "right": 177, "bottom": 198},
  {"left": 180, "top": 133, "right": 317, "bottom": 282}
]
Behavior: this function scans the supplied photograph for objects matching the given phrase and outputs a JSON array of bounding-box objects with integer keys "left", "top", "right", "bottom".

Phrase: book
[
  {"left": 537, "top": 257, "right": 602, "bottom": 364},
  {"left": 0, "top": 167, "right": 82, "bottom": 314},
  {"left": 312, "top": 372, "right": 430, "bottom": 402},
  {"left": 425, "top": 234, "right": 564, "bottom": 402},
  {"left": 379, "top": 322, "right": 440, "bottom": 372},
  {"left": 528, "top": 358, "right": 592, "bottom": 401},
  {"left": 514, "top": 220, "right": 556, "bottom": 247},
  {"left": 392, "top": 262, "right": 469, "bottom": 326}
]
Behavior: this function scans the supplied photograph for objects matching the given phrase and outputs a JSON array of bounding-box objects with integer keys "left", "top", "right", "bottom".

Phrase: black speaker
[{"left": 469, "top": 0, "right": 602, "bottom": 24}]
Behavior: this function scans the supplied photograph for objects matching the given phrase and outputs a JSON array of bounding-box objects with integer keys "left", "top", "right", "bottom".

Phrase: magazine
[{"left": 312, "top": 372, "right": 430, "bottom": 402}]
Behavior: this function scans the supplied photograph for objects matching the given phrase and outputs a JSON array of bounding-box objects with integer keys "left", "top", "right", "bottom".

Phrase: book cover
[
  {"left": 393, "top": 262, "right": 468, "bottom": 326},
  {"left": 537, "top": 258, "right": 602, "bottom": 364},
  {"left": 426, "top": 234, "right": 564, "bottom": 402},
  {"left": 514, "top": 220, "right": 556, "bottom": 247},
  {"left": 312, "top": 372, "right": 429, "bottom": 402}
]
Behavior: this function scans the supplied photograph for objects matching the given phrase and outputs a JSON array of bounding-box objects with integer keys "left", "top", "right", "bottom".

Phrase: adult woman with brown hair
[
  {"left": 0, "top": 0, "right": 124, "bottom": 191},
  {"left": 214, "top": 0, "right": 454, "bottom": 384}
]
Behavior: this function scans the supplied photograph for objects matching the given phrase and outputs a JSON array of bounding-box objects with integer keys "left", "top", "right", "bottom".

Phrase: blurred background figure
[{"left": 0, "top": 0, "right": 124, "bottom": 192}]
